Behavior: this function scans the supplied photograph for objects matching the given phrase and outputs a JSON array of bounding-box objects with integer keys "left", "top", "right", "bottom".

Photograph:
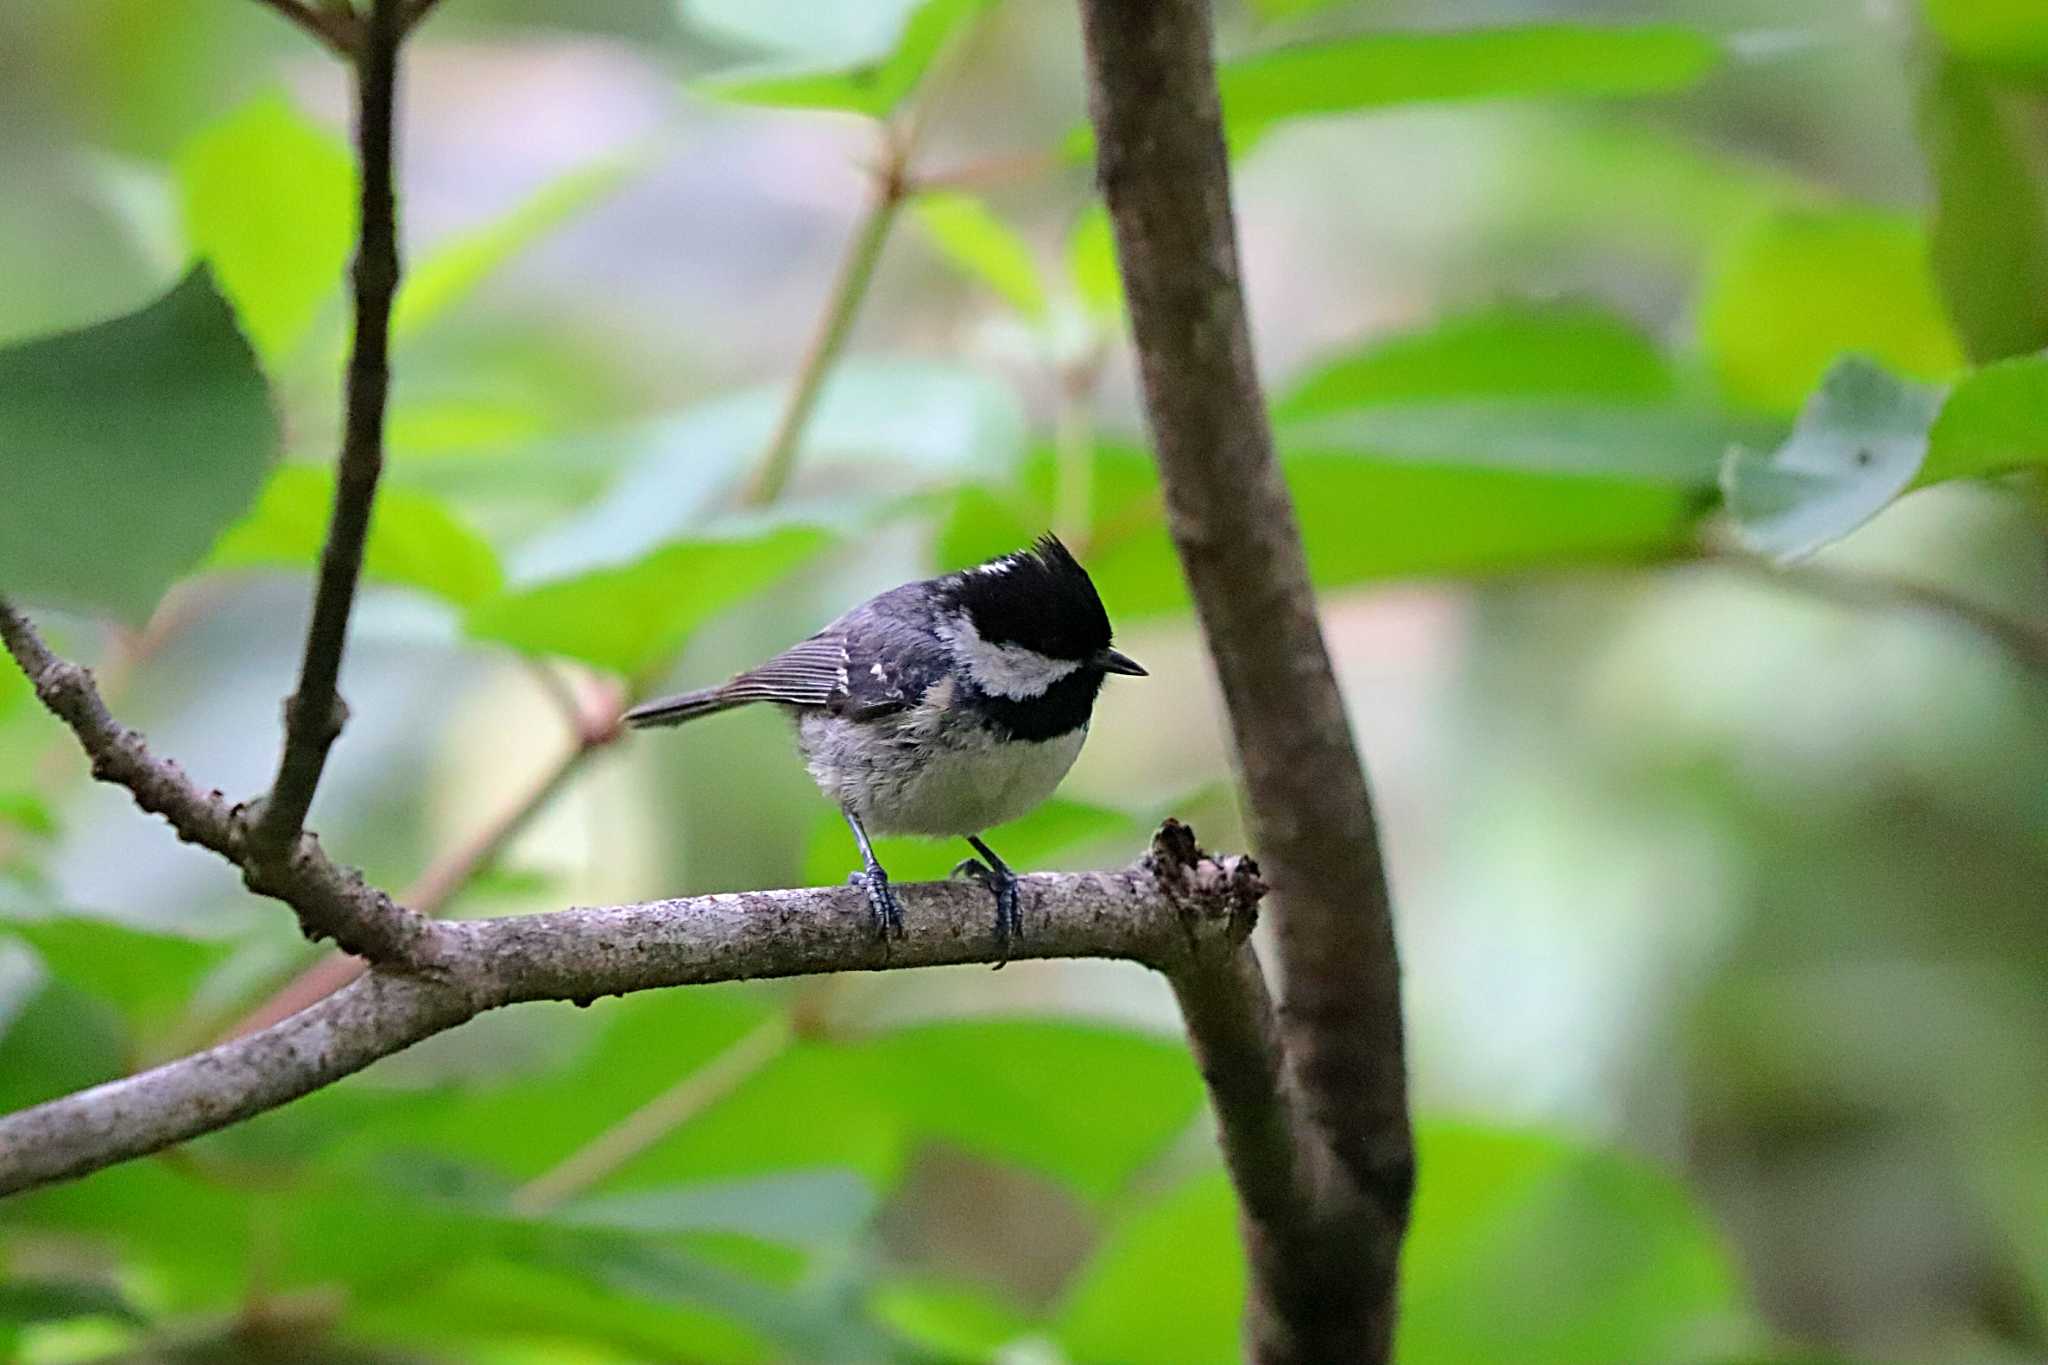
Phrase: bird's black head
[
  {"left": 938, "top": 535, "right": 1144, "bottom": 740},
  {"left": 945, "top": 534, "right": 1129, "bottom": 666}
]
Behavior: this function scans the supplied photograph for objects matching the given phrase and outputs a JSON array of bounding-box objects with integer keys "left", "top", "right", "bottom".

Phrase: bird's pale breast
[{"left": 796, "top": 678, "right": 1087, "bottom": 835}]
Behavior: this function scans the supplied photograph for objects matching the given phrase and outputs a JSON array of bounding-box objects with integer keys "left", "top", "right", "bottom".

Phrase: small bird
[{"left": 623, "top": 534, "right": 1145, "bottom": 953}]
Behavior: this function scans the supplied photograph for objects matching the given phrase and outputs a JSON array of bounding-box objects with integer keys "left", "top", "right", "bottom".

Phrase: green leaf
[
  {"left": 1398, "top": 1123, "right": 1745, "bottom": 1365},
  {"left": 1057, "top": 1125, "right": 1746, "bottom": 1365},
  {"left": 800, "top": 797, "right": 1146, "bottom": 887},
  {"left": 0, "top": 916, "right": 235, "bottom": 1032},
  {"left": 1922, "top": 353, "right": 2048, "bottom": 484},
  {"left": 467, "top": 524, "right": 830, "bottom": 677},
  {"left": 1923, "top": 0, "right": 2048, "bottom": 74},
  {"left": 1288, "top": 454, "right": 1699, "bottom": 582},
  {"left": 1220, "top": 25, "right": 1720, "bottom": 149},
  {"left": 1720, "top": 357, "right": 1943, "bottom": 560},
  {"left": 175, "top": 90, "right": 356, "bottom": 363},
  {"left": 1281, "top": 402, "right": 1752, "bottom": 485},
  {"left": 514, "top": 358, "right": 1024, "bottom": 583},
  {"left": 1066, "top": 203, "right": 1123, "bottom": 321},
  {"left": 1700, "top": 210, "right": 1966, "bottom": 414},
  {"left": 1055, "top": 1171, "right": 1242, "bottom": 1363},
  {"left": 0, "top": 1278, "right": 143, "bottom": 1329},
  {"left": 546, "top": 1170, "right": 878, "bottom": 1246},
  {"left": 1276, "top": 303, "right": 1677, "bottom": 418},
  {"left": 701, "top": 0, "right": 989, "bottom": 118},
  {"left": 0, "top": 267, "right": 279, "bottom": 622},
  {"left": 1919, "top": 59, "right": 2048, "bottom": 364},
  {"left": 0, "top": 793, "right": 57, "bottom": 840},
  {"left": 206, "top": 463, "right": 504, "bottom": 606},
  {"left": 913, "top": 191, "right": 1047, "bottom": 319},
  {"left": 872, "top": 1279, "right": 1038, "bottom": 1360},
  {"left": 393, "top": 158, "right": 635, "bottom": 343}
]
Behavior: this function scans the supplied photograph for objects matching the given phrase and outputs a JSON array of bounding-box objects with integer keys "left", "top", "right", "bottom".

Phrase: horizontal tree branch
[
  {"left": 0, "top": 600, "right": 450, "bottom": 966},
  {"left": 0, "top": 826, "right": 1264, "bottom": 1197}
]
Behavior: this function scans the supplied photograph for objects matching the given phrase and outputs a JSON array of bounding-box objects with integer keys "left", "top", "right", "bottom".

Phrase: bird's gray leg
[
  {"left": 842, "top": 808, "right": 903, "bottom": 940},
  {"left": 955, "top": 834, "right": 1022, "bottom": 964}
]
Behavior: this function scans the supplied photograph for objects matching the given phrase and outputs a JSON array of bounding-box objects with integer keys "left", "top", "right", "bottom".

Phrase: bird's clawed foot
[
  {"left": 850, "top": 867, "right": 904, "bottom": 940},
  {"left": 952, "top": 856, "right": 1023, "bottom": 965}
]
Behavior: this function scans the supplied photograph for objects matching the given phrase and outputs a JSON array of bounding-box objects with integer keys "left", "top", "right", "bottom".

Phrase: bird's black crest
[{"left": 945, "top": 533, "right": 1113, "bottom": 662}]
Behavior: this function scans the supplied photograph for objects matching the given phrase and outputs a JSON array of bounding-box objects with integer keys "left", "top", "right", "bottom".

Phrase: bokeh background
[{"left": 3, "top": 0, "right": 2046, "bottom": 1361}]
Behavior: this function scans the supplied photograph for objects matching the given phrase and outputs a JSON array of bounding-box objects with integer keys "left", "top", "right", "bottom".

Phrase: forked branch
[{"left": 250, "top": 0, "right": 406, "bottom": 861}]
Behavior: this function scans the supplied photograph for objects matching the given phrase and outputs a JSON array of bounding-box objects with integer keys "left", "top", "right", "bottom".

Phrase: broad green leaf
[
  {"left": 1919, "top": 59, "right": 2048, "bottom": 363},
  {"left": 1923, "top": 0, "right": 2048, "bottom": 73},
  {"left": 1398, "top": 1123, "right": 1745, "bottom": 1365},
  {"left": 701, "top": 0, "right": 989, "bottom": 118},
  {"left": 510, "top": 358, "right": 1023, "bottom": 584},
  {"left": 1720, "top": 357, "right": 1943, "bottom": 560},
  {"left": 176, "top": 91, "right": 355, "bottom": 363},
  {"left": 1066, "top": 203, "right": 1123, "bottom": 321},
  {"left": 872, "top": 1279, "right": 1039, "bottom": 1360},
  {"left": 1055, "top": 1171, "right": 1242, "bottom": 1363},
  {"left": 1057, "top": 1126, "right": 1745, "bottom": 1365},
  {"left": 547, "top": 1170, "right": 877, "bottom": 1245},
  {"left": 0, "top": 268, "right": 279, "bottom": 622},
  {"left": 206, "top": 463, "right": 504, "bottom": 605},
  {"left": 1280, "top": 402, "right": 1754, "bottom": 485},
  {"left": 468, "top": 525, "right": 830, "bottom": 677},
  {"left": 1220, "top": 25, "right": 1719, "bottom": 149},
  {"left": 0, "top": 916, "right": 235, "bottom": 1033},
  {"left": 350, "top": 1254, "right": 774, "bottom": 1364},
  {"left": 393, "top": 158, "right": 635, "bottom": 342},
  {"left": 1922, "top": 353, "right": 2048, "bottom": 484},
  {"left": 0, "top": 793, "right": 56, "bottom": 840},
  {"left": 800, "top": 797, "right": 1146, "bottom": 887},
  {"left": 942, "top": 435, "right": 1704, "bottom": 620},
  {"left": 1277, "top": 303, "right": 1676, "bottom": 418},
  {"left": 535, "top": 1235, "right": 911, "bottom": 1362},
  {"left": 1700, "top": 210, "right": 1965, "bottom": 414},
  {"left": 0, "top": 980, "right": 125, "bottom": 1116},
  {"left": 0, "top": 1279, "right": 143, "bottom": 1329},
  {"left": 913, "top": 191, "right": 1047, "bottom": 319},
  {"left": 1287, "top": 454, "right": 1698, "bottom": 584}
]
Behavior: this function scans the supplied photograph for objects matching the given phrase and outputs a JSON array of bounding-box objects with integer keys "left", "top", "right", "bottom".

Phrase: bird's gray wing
[{"left": 722, "top": 630, "right": 929, "bottom": 723}]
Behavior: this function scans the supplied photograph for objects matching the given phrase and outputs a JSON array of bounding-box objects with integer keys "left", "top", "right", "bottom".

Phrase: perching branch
[
  {"left": 250, "top": 0, "right": 406, "bottom": 864},
  {"left": 0, "top": 823, "right": 1263, "bottom": 1197},
  {"left": 1078, "top": 2, "right": 1413, "bottom": 1360}
]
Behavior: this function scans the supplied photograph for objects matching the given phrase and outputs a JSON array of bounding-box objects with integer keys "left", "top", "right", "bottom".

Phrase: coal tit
[{"left": 623, "top": 534, "right": 1145, "bottom": 952}]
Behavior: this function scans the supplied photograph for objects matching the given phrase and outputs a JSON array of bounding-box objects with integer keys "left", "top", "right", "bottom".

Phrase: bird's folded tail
[{"left": 621, "top": 686, "right": 748, "bottom": 729}]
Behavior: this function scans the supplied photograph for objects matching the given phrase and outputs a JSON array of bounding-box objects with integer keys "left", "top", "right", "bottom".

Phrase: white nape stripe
[{"left": 939, "top": 611, "right": 1080, "bottom": 700}]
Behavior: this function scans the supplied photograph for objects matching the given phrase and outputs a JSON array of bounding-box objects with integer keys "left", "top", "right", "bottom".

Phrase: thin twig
[
  {"left": 250, "top": 0, "right": 360, "bottom": 57},
  {"left": 0, "top": 825, "right": 1265, "bottom": 1196},
  {"left": 742, "top": 136, "right": 911, "bottom": 506},
  {"left": 251, "top": 0, "right": 406, "bottom": 860},
  {"left": 512, "top": 1013, "right": 798, "bottom": 1214},
  {"left": 403, "top": 0, "right": 444, "bottom": 32}
]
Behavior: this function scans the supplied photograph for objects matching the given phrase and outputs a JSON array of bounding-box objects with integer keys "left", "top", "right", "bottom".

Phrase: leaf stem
[
  {"left": 742, "top": 133, "right": 911, "bottom": 507},
  {"left": 511, "top": 1012, "right": 799, "bottom": 1214}
]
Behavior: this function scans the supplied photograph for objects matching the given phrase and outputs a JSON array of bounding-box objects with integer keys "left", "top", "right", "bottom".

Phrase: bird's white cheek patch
[{"left": 943, "top": 614, "right": 1080, "bottom": 700}]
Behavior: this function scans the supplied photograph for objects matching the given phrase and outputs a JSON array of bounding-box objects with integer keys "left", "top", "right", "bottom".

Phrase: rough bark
[{"left": 1077, "top": 1, "right": 1415, "bottom": 1357}]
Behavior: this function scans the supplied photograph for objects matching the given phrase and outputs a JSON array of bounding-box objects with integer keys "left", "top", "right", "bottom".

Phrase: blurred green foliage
[{"left": 1, "top": 0, "right": 2046, "bottom": 1361}]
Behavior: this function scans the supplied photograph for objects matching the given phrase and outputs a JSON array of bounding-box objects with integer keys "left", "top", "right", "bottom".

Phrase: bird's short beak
[{"left": 1095, "top": 647, "right": 1147, "bottom": 677}]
